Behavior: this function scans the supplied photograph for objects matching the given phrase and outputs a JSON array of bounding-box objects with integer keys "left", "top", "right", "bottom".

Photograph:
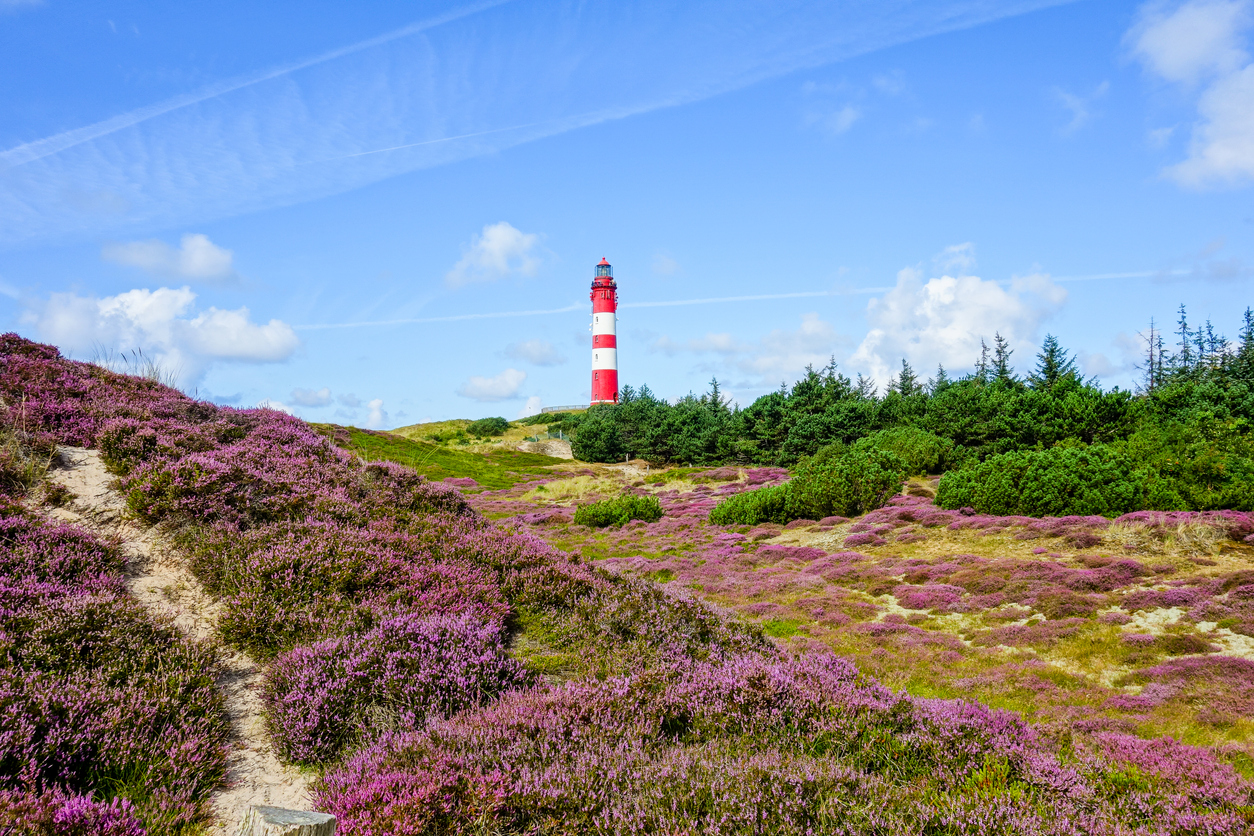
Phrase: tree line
[{"left": 549, "top": 306, "right": 1254, "bottom": 511}]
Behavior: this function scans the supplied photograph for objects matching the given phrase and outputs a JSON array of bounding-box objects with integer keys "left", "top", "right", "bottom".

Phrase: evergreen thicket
[{"left": 566, "top": 307, "right": 1254, "bottom": 515}]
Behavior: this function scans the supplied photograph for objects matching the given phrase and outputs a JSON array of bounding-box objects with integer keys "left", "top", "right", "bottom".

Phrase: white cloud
[
  {"left": 517, "top": 395, "right": 543, "bottom": 419},
  {"left": 25, "top": 285, "right": 299, "bottom": 387},
  {"left": 257, "top": 398, "right": 295, "bottom": 415},
  {"left": 653, "top": 314, "right": 842, "bottom": 384},
  {"left": 1128, "top": 0, "right": 1250, "bottom": 84},
  {"left": 1053, "top": 81, "right": 1109, "bottom": 135},
  {"left": 819, "top": 105, "right": 862, "bottom": 135},
  {"left": 457, "top": 368, "right": 527, "bottom": 402},
  {"left": 1168, "top": 64, "right": 1254, "bottom": 184},
  {"left": 102, "top": 233, "right": 238, "bottom": 284},
  {"left": 847, "top": 266, "right": 1068, "bottom": 386},
  {"left": 337, "top": 393, "right": 362, "bottom": 408},
  {"left": 1130, "top": 1, "right": 1254, "bottom": 186},
  {"left": 290, "top": 386, "right": 332, "bottom": 407},
  {"left": 445, "top": 222, "right": 541, "bottom": 287},
  {"left": 505, "top": 338, "right": 566, "bottom": 366},
  {"left": 366, "top": 398, "right": 389, "bottom": 429},
  {"left": 933, "top": 242, "right": 977, "bottom": 276}
]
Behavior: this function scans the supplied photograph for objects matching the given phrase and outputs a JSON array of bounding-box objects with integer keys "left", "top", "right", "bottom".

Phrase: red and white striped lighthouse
[{"left": 590, "top": 257, "right": 618, "bottom": 405}]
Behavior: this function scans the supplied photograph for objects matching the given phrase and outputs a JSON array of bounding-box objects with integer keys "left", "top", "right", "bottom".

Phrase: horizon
[{"left": 2, "top": 0, "right": 1252, "bottom": 427}]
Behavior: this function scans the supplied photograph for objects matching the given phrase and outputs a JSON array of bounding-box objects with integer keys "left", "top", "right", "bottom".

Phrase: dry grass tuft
[{"left": 1106, "top": 520, "right": 1230, "bottom": 556}]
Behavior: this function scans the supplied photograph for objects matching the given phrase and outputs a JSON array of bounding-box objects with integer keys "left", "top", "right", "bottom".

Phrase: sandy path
[{"left": 44, "top": 447, "right": 312, "bottom": 833}]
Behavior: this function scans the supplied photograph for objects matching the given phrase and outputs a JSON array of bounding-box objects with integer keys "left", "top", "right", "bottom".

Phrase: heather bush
[
  {"left": 937, "top": 444, "right": 1148, "bottom": 517},
  {"left": 573, "top": 494, "right": 664, "bottom": 528},
  {"left": 0, "top": 511, "right": 229, "bottom": 835},
  {"left": 265, "top": 613, "right": 529, "bottom": 764},
  {"left": 318, "top": 653, "right": 1254, "bottom": 835},
  {"left": 0, "top": 789, "right": 147, "bottom": 836}
]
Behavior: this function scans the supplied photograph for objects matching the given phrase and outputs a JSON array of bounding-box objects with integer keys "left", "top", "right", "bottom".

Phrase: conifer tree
[
  {"left": 855, "top": 374, "right": 877, "bottom": 399},
  {"left": 1028, "top": 334, "right": 1078, "bottom": 390},
  {"left": 896, "top": 358, "right": 922, "bottom": 396},
  {"left": 992, "top": 333, "right": 1015, "bottom": 382},
  {"left": 974, "top": 338, "right": 991, "bottom": 383},
  {"left": 1175, "top": 304, "right": 1193, "bottom": 372},
  {"left": 931, "top": 364, "right": 951, "bottom": 394}
]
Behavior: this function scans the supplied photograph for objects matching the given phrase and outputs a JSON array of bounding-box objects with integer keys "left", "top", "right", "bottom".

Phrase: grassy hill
[{"left": 310, "top": 422, "right": 569, "bottom": 489}]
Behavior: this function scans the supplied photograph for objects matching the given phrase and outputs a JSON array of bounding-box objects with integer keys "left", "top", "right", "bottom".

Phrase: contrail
[
  {"left": 294, "top": 303, "right": 584, "bottom": 330},
  {"left": 0, "top": 0, "right": 515, "bottom": 168},
  {"left": 293, "top": 268, "right": 1169, "bottom": 330},
  {"left": 0, "top": 0, "right": 1083, "bottom": 248}
]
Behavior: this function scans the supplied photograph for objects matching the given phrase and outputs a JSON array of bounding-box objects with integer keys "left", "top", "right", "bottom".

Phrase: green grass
[
  {"left": 311, "top": 423, "right": 569, "bottom": 489},
  {"left": 762, "top": 617, "right": 807, "bottom": 638}
]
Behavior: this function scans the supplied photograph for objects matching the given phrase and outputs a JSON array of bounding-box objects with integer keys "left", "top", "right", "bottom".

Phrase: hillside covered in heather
[{"left": 3, "top": 333, "right": 1254, "bottom": 836}]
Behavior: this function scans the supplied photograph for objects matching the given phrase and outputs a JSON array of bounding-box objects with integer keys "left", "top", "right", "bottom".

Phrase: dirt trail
[{"left": 44, "top": 447, "right": 311, "bottom": 834}]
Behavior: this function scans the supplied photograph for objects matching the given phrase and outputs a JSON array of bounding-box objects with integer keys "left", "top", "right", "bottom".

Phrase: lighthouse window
[{"left": 595, "top": 372, "right": 599, "bottom": 379}]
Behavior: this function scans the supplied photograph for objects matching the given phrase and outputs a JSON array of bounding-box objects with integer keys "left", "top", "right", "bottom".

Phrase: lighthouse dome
[{"left": 595, "top": 258, "right": 612, "bottom": 278}]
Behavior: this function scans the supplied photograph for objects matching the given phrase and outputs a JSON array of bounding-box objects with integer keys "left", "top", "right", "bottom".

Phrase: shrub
[
  {"left": 264, "top": 613, "right": 528, "bottom": 764},
  {"left": 708, "top": 483, "right": 792, "bottom": 526},
  {"left": 573, "top": 494, "right": 664, "bottom": 528},
  {"left": 853, "top": 427, "right": 953, "bottom": 475},
  {"left": 937, "top": 444, "right": 1149, "bottom": 517},
  {"left": 787, "top": 446, "right": 908, "bottom": 520},
  {"left": 466, "top": 417, "right": 509, "bottom": 437},
  {"left": 709, "top": 448, "right": 907, "bottom": 526}
]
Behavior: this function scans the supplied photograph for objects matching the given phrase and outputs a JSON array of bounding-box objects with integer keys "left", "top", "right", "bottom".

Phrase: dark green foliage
[
  {"left": 787, "top": 446, "right": 908, "bottom": 519},
  {"left": 710, "top": 446, "right": 907, "bottom": 525},
  {"left": 466, "top": 416, "right": 509, "bottom": 437},
  {"left": 936, "top": 444, "right": 1149, "bottom": 517},
  {"left": 1028, "top": 334, "right": 1080, "bottom": 391},
  {"left": 518, "top": 412, "right": 559, "bottom": 426},
  {"left": 852, "top": 427, "right": 952, "bottom": 475},
  {"left": 573, "top": 494, "right": 665, "bottom": 528},
  {"left": 559, "top": 309, "right": 1254, "bottom": 513},
  {"left": 708, "top": 483, "right": 792, "bottom": 526}
]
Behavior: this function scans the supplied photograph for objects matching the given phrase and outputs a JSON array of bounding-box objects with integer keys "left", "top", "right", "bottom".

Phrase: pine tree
[
  {"left": 974, "top": 338, "right": 991, "bottom": 383},
  {"left": 1138, "top": 319, "right": 1162, "bottom": 393},
  {"left": 931, "top": 364, "right": 951, "bottom": 394},
  {"left": 896, "top": 358, "right": 921, "bottom": 396},
  {"left": 1176, "top": 304, "right": 1193, "bottom": 372},
  {"left": 1237, "top": 308, "right": 1254, "bottom": 380},
  {"left": 1029, "top": 334, "right": 1078, "bottom": 390},
  {"left": 992, "top": 332, "right": 1015, "bottom": 382},
  {"left": 855, "top": 374, "right": 877, "bottom": 399}
]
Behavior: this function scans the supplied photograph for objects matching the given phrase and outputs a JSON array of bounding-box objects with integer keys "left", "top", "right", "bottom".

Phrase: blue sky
[{"left": 2, "top": 0, "right": 1252, "bottom": 427}]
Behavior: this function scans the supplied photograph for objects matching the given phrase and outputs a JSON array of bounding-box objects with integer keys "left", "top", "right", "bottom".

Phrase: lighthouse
[{"left": 590, "top": 257, "right": 619, "bottom": 404}]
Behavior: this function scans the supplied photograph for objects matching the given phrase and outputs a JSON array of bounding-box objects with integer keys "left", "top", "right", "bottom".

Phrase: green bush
[
  {"left": 708, "top": 483, "right": 792, "bottom": 526},
  {"left": 573, "top": 494, "right": 664, "bottom": 528},
  {"left": 570, "top": 407, "right": 625, "bottom": 462},
  {"left": 709, "top": 447, "right": 907, "bottom": 525},
  {"left": 788, "top": 446, "right": 909, "bottom": 519},
  {"left": 936, "top": 443, "right": 1149, "bottom": 517},
  {"left": 852, "top": 427, "right": 953, "bottom": 475},
  {"left": 466, "top": 417, "right": 510, "bottom": 437}
]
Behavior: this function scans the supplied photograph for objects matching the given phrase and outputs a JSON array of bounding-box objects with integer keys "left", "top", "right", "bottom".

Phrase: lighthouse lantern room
[{"left": 590, "top": 258, "right": 618, "bottom": 405}]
